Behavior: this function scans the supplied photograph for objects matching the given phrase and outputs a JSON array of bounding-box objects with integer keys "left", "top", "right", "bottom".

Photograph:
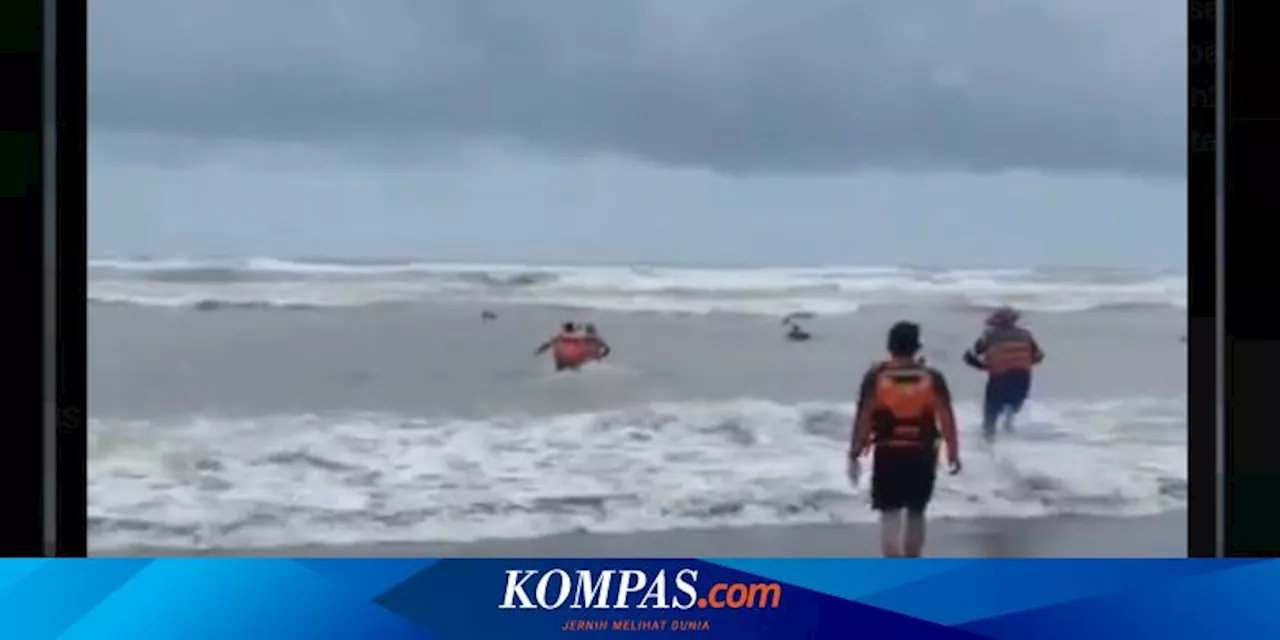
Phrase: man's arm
[
  {"left": 929, "top": 369, "right": 960, "bottom": 463},
  {"left": 534, "top": 339, "right": 554, "bottom": 355},
  {"left": 962, "top": 335, "right": 988, "bottom": 371},
  {"left": 849, "top": 367, "right": 879, "bottom": 457},
  {"left": 1029, "top": 334, "right": 1045, "bottom": 364}
]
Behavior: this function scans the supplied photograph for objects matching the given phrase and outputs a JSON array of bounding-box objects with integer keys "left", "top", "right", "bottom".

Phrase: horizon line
[{"left": 87, "top": 253, "right": 1187, "bottom": 272}]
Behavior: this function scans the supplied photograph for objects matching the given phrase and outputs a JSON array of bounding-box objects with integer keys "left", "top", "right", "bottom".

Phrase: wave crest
[
  {"left": 89, "top": 396, "right": 1187, "bottom": 551},
  {"left": 89, "top": 258, "right": 1187, "bottom": 316}
]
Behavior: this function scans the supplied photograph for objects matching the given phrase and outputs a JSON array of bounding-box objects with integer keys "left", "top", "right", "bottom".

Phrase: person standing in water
[
  {"left": 785, "top": 323, "right": 811, "bottom": 342},
  {"left": 535, "top": 322, "right": 593, "bottom": 371},
  {"left": 962, "top": 307, "right": 1044, "bottom": 441},
  {"left": 848, "top": 321, "right": 962, "bottom": 558}
]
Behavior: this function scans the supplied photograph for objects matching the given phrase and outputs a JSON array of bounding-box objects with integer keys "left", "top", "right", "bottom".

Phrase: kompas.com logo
[{"left": 498, "top": 568, "right": 782, "bottom": 610}]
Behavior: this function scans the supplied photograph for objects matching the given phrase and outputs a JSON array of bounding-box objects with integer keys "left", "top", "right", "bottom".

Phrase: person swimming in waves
[
  {"left": 786, "top": 323, "right": 811, "bottom": 342},
  {"left": 535, "top": 322, "right": 596, "bottom": 372},
  {"left": 848, "top": 321, "right": 962, "bottom": 558},
  {"left": 962, "top": 307, "right": 1045, "bottom": 441},
  {"left": 582, "top": 323, "right": 612, "bottom": 360}
]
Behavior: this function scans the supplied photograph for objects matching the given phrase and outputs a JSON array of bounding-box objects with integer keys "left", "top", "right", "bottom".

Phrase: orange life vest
[
  {"left": 868, "top": 363, "right": 942, "bottom": 449},
  {"left": 982, "top": 329, "right": 1038, "bottom": 375},
  {"left": 552, "top": 333, "right": 593, "bottom": 366}
]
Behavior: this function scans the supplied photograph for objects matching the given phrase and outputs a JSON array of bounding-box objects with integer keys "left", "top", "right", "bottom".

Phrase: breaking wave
[
  {"left": 90, "top": 258, "right": 1187, "bottom": 316},
  {"left": 89, "top": 396, "right": 1186, "bottom": 551}
]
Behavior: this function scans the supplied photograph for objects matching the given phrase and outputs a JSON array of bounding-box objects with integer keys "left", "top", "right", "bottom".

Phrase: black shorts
[
  {"left": 871, "top": 448, "right": 938, "bottom": 513},
  {"left": 983, "top": 371, "right": 1032, "bottom": 427}
]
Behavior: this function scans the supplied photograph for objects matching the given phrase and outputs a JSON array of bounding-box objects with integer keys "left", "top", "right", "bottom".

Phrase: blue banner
[{"left": 0, "top": 558, "right": 1272, "bottom": 639}]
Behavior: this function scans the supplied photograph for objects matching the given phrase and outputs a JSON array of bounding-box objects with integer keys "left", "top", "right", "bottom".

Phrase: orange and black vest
[
  {"left": 553, "top": 332, "right": 591, "bottom": 362},
  {"left": 554, "top": 332, "right": 585, "bottom": 352},
  {"left": 868, "top": 362, "right": 942, "bottom": 449},
  {"left": 981, "top": 327, "right": 1038, "bottom": 375}
]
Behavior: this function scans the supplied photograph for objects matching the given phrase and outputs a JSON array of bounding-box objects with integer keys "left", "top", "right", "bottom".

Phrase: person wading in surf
[
  {"left": 535, "top": 322, "right": 594, "bottom": 372},
  {"left": 962, "top": 307, "right": 1045, "bottom": 441},
  {"left": 848, "top": 321, "right": 962, "bottom": 558}
]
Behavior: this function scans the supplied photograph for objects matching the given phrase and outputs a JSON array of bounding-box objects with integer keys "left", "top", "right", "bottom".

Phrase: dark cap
[{"left": 887, "top": 321, "right": 922, "bottom": 356}]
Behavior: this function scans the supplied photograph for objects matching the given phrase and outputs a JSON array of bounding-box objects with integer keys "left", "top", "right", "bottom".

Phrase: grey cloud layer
[{"left": 90, "top": 0, "right": 1184, "bottom": 176}]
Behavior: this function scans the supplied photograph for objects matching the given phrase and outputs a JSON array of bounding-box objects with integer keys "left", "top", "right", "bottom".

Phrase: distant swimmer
[
  {"left": 786, "top": 323, "right": 811, "bottom": 342},
  {"left": 535, "top": 322, "right": 595, "bottom": 372},
  {"left": 582, "top": 323, "right": 612, "bottom": 360},
  {"left": 481, "top": 310, "right": 497, "bottom": 321},
  {"left": 848, "top": 321, "right": 961, "bottom": 558},
  {"left": 963, "top": 307, "right": 1045, "bottom": 441}
]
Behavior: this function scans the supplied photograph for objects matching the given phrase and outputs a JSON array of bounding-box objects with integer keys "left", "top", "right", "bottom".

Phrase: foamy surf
[
  {"left": 89, "top": 258, "right": 1187, "bottom": 316},
  {"left": 88, "top": 396, "right": 1186, "bottom": 552}
]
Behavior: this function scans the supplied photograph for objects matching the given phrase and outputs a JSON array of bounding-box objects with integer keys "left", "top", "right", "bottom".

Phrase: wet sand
[{"left": 103, "top": 512, "right": 1184, "bottom": 558}]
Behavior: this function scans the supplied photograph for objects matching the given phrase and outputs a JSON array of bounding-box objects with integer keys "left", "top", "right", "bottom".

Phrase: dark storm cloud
[{"left": 89, "top": 0, "right": 1184, "bottom": 176}]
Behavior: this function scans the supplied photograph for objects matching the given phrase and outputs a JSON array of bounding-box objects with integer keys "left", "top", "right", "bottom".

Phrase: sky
[{"left": 88, "top": 0, "right": 1186, "bottom": 269}]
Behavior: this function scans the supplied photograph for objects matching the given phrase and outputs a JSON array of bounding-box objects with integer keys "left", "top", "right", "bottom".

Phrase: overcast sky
[{"left": 89, "top": 0, "right": 1185, "bottom": 268}]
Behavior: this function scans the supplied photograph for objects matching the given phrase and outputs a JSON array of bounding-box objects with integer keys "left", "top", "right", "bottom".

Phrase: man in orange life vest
[
  {"left": 849, "top": 321, "right": 962, "bottom": 558},
  {"left": 534, "top": 322, "right": 596, "bottom": 371},
  {"left": 963, "top": 307, "right": 1045, "bottom": 441}
]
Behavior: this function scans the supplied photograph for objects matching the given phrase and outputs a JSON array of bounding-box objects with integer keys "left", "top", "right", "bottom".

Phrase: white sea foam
[
  {"left": 89, "top": 257, "right": 1187, "bottom": 316},
  {"left": 89, "top": 396, "right": 1186, "bottom": 551}
]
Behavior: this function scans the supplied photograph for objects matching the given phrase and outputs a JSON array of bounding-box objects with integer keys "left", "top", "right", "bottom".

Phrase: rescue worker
[
  {"left": 963, "top": 307, "right": 1045, "bottom": 440},
  {"left": 582, "top": 323, "right": 612, "bottom": 360},
  {"left": 534, "top": 322, "right": 594, "bottom": 371},
  {"left": 848, "top": 321, "right": 962, "bottom": 558}
]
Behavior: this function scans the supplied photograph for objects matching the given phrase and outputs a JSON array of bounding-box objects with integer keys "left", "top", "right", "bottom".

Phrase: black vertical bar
[
  {"left": 1225, "top": 342, "right": 1280, "bottom": 555},
  {"left": 54, "top": 0, "right": 88, "bottom": 557},
  {"left": 0, "top": 0, "right": 48, "bottom": 557},
  {"left": 1225, "top": 0, "right": 1280, "bottom": 120},
  {"left": 1221, "top": 0, "right": 1280, "bottom": 556},
  {"left": 1186, "top": 0, "right": 1217, "bottom": 558}
]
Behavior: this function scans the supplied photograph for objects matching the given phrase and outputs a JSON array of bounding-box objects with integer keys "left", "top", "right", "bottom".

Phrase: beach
[
  {"left": 107, "top": 513, "right": 1186, "bottom": 558},
  {"left": 87, "top": 259, "right": 1187, "bottom": 557}
]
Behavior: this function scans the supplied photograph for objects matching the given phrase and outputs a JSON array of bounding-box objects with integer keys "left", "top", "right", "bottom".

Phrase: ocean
[{"left": 87, "top": 258, "right": 1187, "bottom": 553}]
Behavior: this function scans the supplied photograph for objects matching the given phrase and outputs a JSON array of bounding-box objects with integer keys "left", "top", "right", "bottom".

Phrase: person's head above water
[
  {"left": 887, "top": 321, "right": 922, "bottom": 358},
  {"left": 562, "top": 322, "right": 576, "bottom": 333},
  {"left": 583, "top": 323, "right": 597, "bottom": 335}
]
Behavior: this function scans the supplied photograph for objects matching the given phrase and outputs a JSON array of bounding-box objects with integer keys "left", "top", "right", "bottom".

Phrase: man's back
[{"left": 854, "top": 359, "right": 958, "bottom": 457}]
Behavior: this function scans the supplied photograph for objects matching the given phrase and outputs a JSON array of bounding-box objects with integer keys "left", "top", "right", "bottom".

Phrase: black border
[
  {"left": 54, "top": 0, "right": 88, "bottom": 558},
  {"left": 0, "top": 0, "right": 47, "bottom": 557},
  {"left": 1186, "top": 0, "right": 1217, "bottom": 558},
  {"left": 0, "top": 0, "right": 87, "bottom": 558},
  {"left": 1221, "top": 0, "right": 1280, "bottom": 556}
]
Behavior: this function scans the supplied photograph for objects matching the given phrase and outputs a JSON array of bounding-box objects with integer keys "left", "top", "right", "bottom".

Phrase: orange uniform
[
  {"left": 552, "top": 332, "right": 594, "bottom": 369},
  {"left": 853, "top": 359, "right": 959, "bottom": 456},
  {"left": 974, "top": 327, "right": 1043, "bottom": 375},
  {"left": 851, "top": 358, "right": 959, "bottom": 514}
]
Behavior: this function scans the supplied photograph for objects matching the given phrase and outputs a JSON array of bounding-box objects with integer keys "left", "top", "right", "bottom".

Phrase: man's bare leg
[
  {"left": 879, "top": 510, "right": 905, "bottom": 557},
  {"left": 903, "top": 510, "right": 927, "bottom": 557}
]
